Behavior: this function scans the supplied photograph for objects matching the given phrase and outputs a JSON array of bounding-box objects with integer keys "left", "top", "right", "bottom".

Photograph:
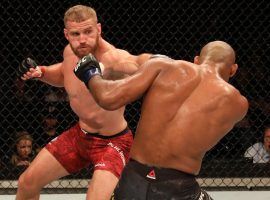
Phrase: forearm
[
  {"left": 88, "top": 76, "right": 131, "bottom": 110},
  {"left": 38, "top": 63, "right": 64, "bottom": 87},
  {"left": 74, "top": 54, "right": 163, "bottom": 110},
  {"left": 108, "top": 53, "right": 153, "bottom": 76},
  {"left": 88, "top": 65, "right": 161, "bottom": 110}
]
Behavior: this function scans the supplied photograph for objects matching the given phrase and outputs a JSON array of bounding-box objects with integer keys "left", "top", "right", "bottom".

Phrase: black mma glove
[
  {"left": 74, "top": 54, "right": 102, "bottom": 87},
  {"left": 18, "top": 57, "right": 38, "bottom": 77}
]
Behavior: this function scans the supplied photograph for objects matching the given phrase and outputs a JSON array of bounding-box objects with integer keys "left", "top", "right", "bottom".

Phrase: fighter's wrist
[
  {"left": 83, "top": 68, "right": 102, "bottom": 88},
  {"left": 38, "top": 66, "right": 46, "bottom": 78}
]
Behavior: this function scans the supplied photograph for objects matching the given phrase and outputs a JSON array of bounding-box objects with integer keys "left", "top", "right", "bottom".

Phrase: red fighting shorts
[{"left": 45, "top": 123, "right": 133, "bottom": 178}]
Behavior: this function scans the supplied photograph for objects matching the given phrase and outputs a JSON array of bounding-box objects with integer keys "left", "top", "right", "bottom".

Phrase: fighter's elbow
[
  {"left": 101, "top": 103, "right": 122, "bottom": 111},
  {"left": 95, "top": 93, "right": 123, "bottom": 111},
  {"left": 98, "top": 101, "right": 120, "bottom": 111}
]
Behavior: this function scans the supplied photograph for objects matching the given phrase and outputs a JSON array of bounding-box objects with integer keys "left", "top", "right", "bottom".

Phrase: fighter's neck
[
  {"left": 94, "top": 38, "right": 116, "bottom": 60},
  {"left": 200, "top": 62, "right": 229, "bottom": 82}
]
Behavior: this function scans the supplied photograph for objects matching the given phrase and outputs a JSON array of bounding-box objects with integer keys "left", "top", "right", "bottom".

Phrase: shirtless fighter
[
  {"left": 74, "top": 41, "right": 249, "bottom": 199},
  {"left": 16, "top": 5, "right": 151, "bottom": 200}
]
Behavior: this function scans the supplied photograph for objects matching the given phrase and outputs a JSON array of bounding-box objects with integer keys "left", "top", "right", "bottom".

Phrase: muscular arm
[
  {"left": 232, "top": 93, "right": 249, "bottom": 122},
  {"left": 88, "top": 59, "right": 163, "bottom": 110},
  {"left": 101, "top": 49, "right": 152, "bottom": 77},
  {"left": 221, "top": 89, "right": 249, "bottom": 125},
  {"left": 38, "top": 45, "right": 76, "bottom": 87},
  {"left": 21, "top": 59, "right": 64, "bottom": 87},
  {"left": 38, "top": 62, "right": 64, "bottom": 87},
  {"left": 120, "top": 53, "right": 153, "bottom": 74}
]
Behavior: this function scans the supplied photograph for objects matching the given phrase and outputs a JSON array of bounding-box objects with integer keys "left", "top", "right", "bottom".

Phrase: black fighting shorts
[{"left": 114, "top": 159, "right": 213, "bottom": 200}]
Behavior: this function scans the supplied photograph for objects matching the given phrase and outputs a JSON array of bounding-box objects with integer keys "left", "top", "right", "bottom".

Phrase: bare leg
[
  {"left": 86, "top": 170, "right": 119, "bottom": 200},
  {"left": 16, "top": 148, "right": 69, "bottom": 200}
]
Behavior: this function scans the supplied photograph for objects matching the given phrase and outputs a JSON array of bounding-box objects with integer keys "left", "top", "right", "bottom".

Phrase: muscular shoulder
[
  {"left": 222, "top": 85, "right": 249, "bottom": 121},
  {"left": 100, "top": 48, "right": 147, "bottom": 76},
  {"left": 101, "top": 48, "right": 132, "bottom": 65},
  {"left": 102, "top": 49, "right": 152, "bottom": 69},
  {"left": 63, "top": 44, "right": 76, "bottom": 58},
  {"left": 232, "top": 89, "right": 249, "bottom": 111},
  {"left": 224, "top": 85, "right": 247, "bottom": 104},
  {"left": 144, "top": 59, "right": 193, "bottom": 73},
  {"left": 143, "top": 59, "right": 197, "bottom": 85},
  {"left": 165, "top": 60, "right": 199, "bottom": 79},
  {"left": 142, "top": 57, "right": 175, "bottom": 70},
  {"left": 62, "top": 44, "right": 79, "bottom": 69}
]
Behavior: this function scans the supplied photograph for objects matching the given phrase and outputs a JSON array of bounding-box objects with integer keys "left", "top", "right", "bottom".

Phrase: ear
[
  {"left": 97, "top": 23, "right": 102, "bottom": 35},
  {"left": 194, "top": 56, "right": 200, "bottom": 64},
  {"left": 64, "top": 28, "right": 69, "bottom": 40},
  {"left": 229, "top": 63, "right": 238, "bottom": 77}
]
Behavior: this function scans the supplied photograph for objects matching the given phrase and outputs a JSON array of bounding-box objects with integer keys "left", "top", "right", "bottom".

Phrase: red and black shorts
[{"left": 45, "top": 123, "right": 133, "bottom": 178}]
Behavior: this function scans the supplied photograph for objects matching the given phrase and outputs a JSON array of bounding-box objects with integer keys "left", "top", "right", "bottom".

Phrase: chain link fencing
[{"left": 1, "top": 0, "right": 270, "bottom": 193}]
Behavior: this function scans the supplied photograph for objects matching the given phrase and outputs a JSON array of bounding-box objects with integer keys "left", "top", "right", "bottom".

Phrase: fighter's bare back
[{"left": 130, "top": 60, "right": 248, "bottom": 175}]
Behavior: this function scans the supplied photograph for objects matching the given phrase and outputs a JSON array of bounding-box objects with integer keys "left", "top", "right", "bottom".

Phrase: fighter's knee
[
  {"left": 18, "top": 172, "right": 29, "bottom": 189},
  {"left": 17, "top": 170, "right": 37, "bottom": 191}
]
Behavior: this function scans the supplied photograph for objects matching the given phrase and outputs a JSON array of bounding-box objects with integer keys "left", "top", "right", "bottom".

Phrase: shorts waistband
[
  {"left": 81, "top": 127, "right": 131, "bottom": 139},
  {"left": 129, "top": 159, "right": 195, "bottom": 181}
]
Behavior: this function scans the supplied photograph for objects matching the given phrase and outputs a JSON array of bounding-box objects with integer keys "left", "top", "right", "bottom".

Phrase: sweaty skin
[
  {"left": 62, "top": 45, "right": 128, "bottom": 135},
  {"left": 24, "top": 18, "right": 151, "bottom": 135},
  {"left": 17, "top": 7, "right": 152, "bottom": 200},
  {"left": 130, "top": 60, "right": 248, "bottom": 174},
  {"left": 87, "top": 41, "right": 249, "bottom": 175}
]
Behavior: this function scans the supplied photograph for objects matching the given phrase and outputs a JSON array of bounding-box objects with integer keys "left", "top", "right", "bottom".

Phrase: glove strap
[
  {"left": 83, "top": 67, "right": 102, "bottom": 88},
  {"left": 37, "top": 66, "right": 46, "bottom": 78}
]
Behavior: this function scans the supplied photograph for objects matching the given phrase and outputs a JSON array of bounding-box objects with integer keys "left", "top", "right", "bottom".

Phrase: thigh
[
  {"left": 20, "top": 148, "right": 69, "bottom": 187},
  {"left": 86, "top": 169, "right": 119, "bottom": 200},
  {"left": 91, "top": 132, "right": 133, "bottom": 178},
  {"left": 149, "top": 178, "right": 200, "bottom": 200},
  {"left": 46, "top": 126, "right": 89, "bottom": 173},
  {"left": 114, "top": 165, "right": 148, "bottom": 200}
]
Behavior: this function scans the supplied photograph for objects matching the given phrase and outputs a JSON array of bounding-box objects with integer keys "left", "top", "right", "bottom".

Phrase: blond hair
[
  {"left": 64, "top": 5, "right": 98, "bottom": 27},
  {"left": 15, "top": 131, "right": 33, "bottom": 144},
  {"left": 11, "top": 131, "right": 33, "bottom": 166}
]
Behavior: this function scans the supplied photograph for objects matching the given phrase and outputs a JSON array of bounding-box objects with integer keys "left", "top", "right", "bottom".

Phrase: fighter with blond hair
[{"left": 16, "top": 5, "right": 151, "bottom": 200}]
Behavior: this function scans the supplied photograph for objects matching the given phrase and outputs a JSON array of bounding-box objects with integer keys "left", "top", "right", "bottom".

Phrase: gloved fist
[
  {"left": 18, "top": 57, "right": 38, "bottom": 76},
  {"left": 74, "top": 54, "right": 102, "bottom": 87},
  {"left": 18, "top": 57, "right": 44, "bottom": 79}
]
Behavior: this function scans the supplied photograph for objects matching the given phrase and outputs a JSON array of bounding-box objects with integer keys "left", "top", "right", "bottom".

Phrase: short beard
[{"left": 71, "top": 36, "right": 99, "bottom": 58}]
